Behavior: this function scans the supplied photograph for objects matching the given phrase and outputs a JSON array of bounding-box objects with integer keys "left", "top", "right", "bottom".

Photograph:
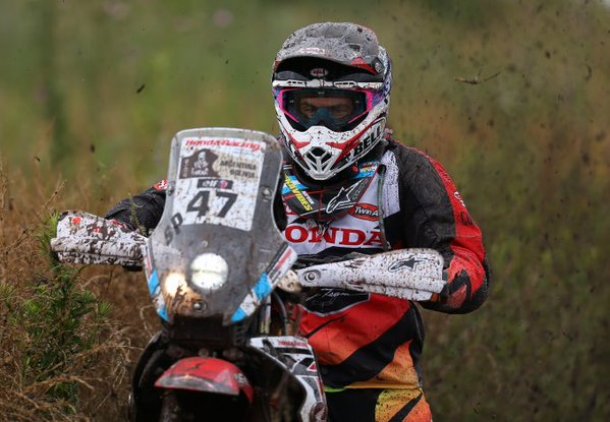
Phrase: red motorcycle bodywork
[{"left": 155, "top": 357, "right": 254, "bottom": 403}]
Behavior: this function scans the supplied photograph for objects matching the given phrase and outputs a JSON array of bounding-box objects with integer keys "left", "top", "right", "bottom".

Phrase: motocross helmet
[{"left": 272, "top": 22, "right": 392, "bottom": 181}]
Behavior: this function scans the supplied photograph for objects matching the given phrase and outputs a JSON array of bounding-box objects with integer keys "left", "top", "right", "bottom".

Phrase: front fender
[{"left": 154, "top": 357, "right": 253, "bottom": 403}]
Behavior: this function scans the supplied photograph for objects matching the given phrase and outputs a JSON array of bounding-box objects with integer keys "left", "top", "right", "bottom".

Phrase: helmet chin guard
[
  {"left": 278, "top": 117, "right": 387, "bottom": 181},
  {"left": 272, "top": 22, "right": 392, "bottom": 181}
]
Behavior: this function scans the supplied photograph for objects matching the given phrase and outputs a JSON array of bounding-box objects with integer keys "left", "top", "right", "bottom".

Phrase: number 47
[{"left": 187, "top": 190, "right": 238, "bottom": 218}]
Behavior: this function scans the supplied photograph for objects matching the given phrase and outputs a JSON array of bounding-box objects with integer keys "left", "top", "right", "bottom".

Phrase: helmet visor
[{"left": 278, "top": 88, "right": 371, "bottom": 133}]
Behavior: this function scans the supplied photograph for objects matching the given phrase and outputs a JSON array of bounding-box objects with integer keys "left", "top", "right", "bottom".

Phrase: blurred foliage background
[{"left": 0, "top": 0, "right": 609, "bottom": 420}]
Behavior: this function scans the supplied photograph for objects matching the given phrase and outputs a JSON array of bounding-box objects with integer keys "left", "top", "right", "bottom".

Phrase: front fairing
[{"left": 144, "top": 128, "right": 295, "bottom": 325}]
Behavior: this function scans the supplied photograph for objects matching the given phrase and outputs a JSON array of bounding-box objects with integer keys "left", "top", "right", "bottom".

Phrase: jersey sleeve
[
  {"left": 396, "top": 147, "right": 491, "bottom": 314},
  {"left": 105, "top": 180, "right": 168, "bottom": 235}
]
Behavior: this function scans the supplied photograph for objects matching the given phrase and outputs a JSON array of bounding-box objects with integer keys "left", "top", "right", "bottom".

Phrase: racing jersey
[
  {"left": 278, "top": 138, "right": 489, "bottom": 390},
  {"left": 106, "top": 136, "right": 490, "bottom": 391}
]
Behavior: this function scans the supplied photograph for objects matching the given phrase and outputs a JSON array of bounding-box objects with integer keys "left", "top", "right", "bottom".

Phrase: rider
[{"left": 107, "top": 22, "right": 490, "bottom": 422}]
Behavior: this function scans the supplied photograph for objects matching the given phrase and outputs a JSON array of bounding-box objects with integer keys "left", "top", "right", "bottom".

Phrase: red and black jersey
[{"left": 281, "top": 137, "right": 490, "bottom": 390}]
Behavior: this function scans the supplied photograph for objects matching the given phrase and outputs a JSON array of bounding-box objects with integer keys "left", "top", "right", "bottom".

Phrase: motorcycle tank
[{"left": 143, "top": 128, "right": 295, "bottom": 325}]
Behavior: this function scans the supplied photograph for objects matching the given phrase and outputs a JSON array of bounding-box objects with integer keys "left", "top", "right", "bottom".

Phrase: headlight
[
  {"left": 191, "top": 253, "right": 228, "bottom": 290},
  {"left": 163, "top": 271, "right": 187, "bottom": 297}
]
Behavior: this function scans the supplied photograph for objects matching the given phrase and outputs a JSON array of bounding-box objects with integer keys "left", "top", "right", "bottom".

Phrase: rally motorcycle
[{"left": 51, "top": 128, "right": 446, "bottom": 421}]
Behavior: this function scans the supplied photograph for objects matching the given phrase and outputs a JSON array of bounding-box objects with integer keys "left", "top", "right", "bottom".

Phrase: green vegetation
[
  {"left": 0, "top": 0, "right": 608, "bottom": 420},
  {"left": 0, "top": 203, "right": 129, "bottom": 420},
  {"left": 21, "top": 214, "right": 107, "bottom": 403}
]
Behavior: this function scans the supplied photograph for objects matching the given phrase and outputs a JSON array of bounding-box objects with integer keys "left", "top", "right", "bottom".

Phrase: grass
[{"left": 0, "top": 167, "right": 134, "bottom": 421}]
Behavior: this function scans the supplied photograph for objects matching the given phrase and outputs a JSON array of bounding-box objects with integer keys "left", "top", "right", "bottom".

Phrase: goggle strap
[{"left": 273, "top": 79, "right": 383, "bottom": 90}]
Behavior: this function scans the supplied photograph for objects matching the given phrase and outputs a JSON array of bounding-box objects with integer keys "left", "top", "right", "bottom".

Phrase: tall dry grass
[{"left": 0, "top": 163, "right": 149, "bottom": 421}]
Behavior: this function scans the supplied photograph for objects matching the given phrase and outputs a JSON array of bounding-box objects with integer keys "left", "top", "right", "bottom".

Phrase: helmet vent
[
  {"left": 308, "top": 147, "right": 330, "bottom": 159},
  {"left": 305, "top": 147, "right": 333, "bottom": 169}
]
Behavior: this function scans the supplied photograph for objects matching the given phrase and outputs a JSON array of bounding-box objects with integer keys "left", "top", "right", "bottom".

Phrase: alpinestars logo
[
  {"left": 389, "top": 258, "right": 418, "bottom": 271},
  {"left": 389, "top": 256, "right": 439, "bottom": 272},
  {"left": 325, "top": 180, "right": 365, "bottom": 214}
]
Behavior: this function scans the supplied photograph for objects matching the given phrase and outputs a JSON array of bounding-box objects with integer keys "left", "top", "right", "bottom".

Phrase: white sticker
[{"left": 173, "top": 137, "right": 266, "bottom": 231}]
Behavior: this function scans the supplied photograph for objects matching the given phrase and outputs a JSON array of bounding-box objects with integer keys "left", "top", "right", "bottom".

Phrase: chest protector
[{"left": 281, "top": 157, "right": 387, "bottom": 256}]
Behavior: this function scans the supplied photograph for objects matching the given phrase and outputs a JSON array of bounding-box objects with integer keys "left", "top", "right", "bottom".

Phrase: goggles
[{"left": 277, "top": 88, "right": 374, "bottom": 132}]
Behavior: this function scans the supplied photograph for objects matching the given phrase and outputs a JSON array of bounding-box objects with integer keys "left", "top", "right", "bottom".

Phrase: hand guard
[
  {"left": 278, "top": 249, "right": 446, "bottom": 301},
  {"left": 51, "top": 211, "right": 146, "bottom": 267}
]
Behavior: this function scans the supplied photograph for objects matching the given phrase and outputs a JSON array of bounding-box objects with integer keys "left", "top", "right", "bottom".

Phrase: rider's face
[{"left": 298, "top": 96, "right": 355, "bottom": 120}]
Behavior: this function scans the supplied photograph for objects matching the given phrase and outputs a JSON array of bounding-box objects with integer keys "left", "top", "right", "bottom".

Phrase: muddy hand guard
[
  {"left": 50, "top": 211, "right": 146, "bottom": 267},
  {"left": 279, "top": 249, "right": 446, "bottom": 301}
]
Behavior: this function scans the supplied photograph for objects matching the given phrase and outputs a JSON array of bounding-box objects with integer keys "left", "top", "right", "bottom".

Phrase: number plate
[{"left": 173, "top": 137, "right": 266, "bottom": 231}]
